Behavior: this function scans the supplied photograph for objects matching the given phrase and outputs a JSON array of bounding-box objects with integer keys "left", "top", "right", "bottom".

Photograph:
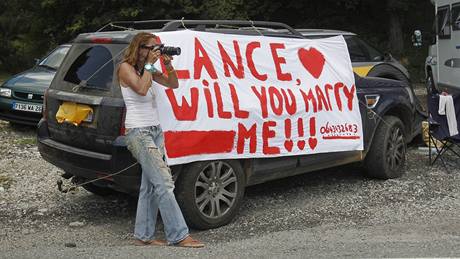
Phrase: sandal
[
  {"left": 174, "top": 236, "right": 204, "bottom": 248},
  {"left": 134, "top": 239, "right": 167, "bottom": 246}
]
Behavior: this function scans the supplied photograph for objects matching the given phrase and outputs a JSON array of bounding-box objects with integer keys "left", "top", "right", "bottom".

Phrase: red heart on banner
[
  {"left": 308, "top": 137, "right": 317, "bottom": 150},
  {"left": 297, "top": 140, "right": 306, "bottom": 150},
  {"left": 297, "top": 47, "right": 325, "bottom": 79},
  {"left": 284, "top": 139, "right": 294, "bottom": 152}
]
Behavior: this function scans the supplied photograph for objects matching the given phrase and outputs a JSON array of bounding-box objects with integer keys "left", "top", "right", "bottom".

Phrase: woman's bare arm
[
  {"left": 118, "top": 62, "right": 152, "bottom": 96},
  {"left": 152, "top": 65, "right": 179, "bottom": 89},
  {"left": 152, "top": 55, "right": 179, "bottom": 89}
]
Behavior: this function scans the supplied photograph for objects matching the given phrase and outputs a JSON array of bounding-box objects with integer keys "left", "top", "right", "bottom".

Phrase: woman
[{"left": 117, "top": 32, "right": 204, "bottom": 248}]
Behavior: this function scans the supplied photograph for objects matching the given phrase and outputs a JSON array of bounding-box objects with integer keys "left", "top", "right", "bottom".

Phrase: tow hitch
[{"left": 56, "top": 174, "right": 84, "bottom": 193}]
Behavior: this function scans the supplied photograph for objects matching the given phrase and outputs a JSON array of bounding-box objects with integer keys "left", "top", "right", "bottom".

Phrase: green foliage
[
  {"left": 0, "top": 72, "right": 12, "bottom": 85},
  {"left": 0, "top": 0, "right": 434, "bottom": 82}
]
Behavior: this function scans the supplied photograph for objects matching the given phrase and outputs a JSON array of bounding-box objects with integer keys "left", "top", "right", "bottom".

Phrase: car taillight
[
  {"left": 120, "top": 107, "right": 126, "bottom": 136},
  {"left": 42, "top": 89, "right": 49, "bottom": 121}
]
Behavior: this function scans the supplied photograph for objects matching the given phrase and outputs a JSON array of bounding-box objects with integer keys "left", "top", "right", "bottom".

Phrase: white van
[{"left": 424, "top": 0, "right": 460, "bottom": 92}]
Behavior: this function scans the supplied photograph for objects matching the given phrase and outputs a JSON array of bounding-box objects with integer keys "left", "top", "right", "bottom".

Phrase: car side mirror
[
  {"left": 412, "top": 30, "right": 423, "bottom": 47},
  {"left": 34, "top": 58, "right": 41, "bottom": 66}
]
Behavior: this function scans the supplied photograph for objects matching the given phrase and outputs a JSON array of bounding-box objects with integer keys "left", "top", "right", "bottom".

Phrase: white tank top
[{"left": 120, "top": 83, "right": 160, "bottom": 128}]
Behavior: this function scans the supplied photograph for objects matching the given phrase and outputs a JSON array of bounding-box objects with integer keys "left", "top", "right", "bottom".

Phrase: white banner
[{"left": 151, "top": 30, "right": 363, "bottom": 165}]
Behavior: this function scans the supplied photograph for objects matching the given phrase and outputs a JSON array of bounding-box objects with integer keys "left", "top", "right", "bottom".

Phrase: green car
[{"left": 0, "top": 44, "right": 70, "bottom": 126}]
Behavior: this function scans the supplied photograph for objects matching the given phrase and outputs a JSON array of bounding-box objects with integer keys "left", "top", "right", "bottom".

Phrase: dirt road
[{"left": 1, "top": 120, "right": 459, "bottom": 258}]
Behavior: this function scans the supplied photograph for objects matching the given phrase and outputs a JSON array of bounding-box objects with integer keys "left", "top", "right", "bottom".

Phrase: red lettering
[
  {"left": 246, "top": 42, "right": 267, "bottom": 81},
  {"left": 281, "top": 88, "right": 297, "bottom": 115},
  {"left": 251, "top": 86, "right": 268, "bottom": 118},
  {"left": 202, "top": 80, "right": 213, "bottom": 118},
  {"left": 237, "top": 123, "right": 257, "bottom": 154},
  {"left": 297, "top": 117, "right": 305, "bottom": 150},
  {"left": 218, "top": 41, "right": 244, "bottom": 79},
  {"left": 284, "top": 118, "right": 293, "bottom": 152},
  {"left": 298, "top": 118, "right": 304, "bottom": 137},
  {"left": 334, "top": 82, "right": 344, "bottom": 111},
  {"left": 343, "top": 84, "right": 356, "bottom": 111},
  {"left": 194, "top": 37, "right": 217, "bottom": 79},
  {"left": 263, "top": 121, "right": 280, "bottom": 154},
  {"left": 310, "top": 117, "right": 316, "bottom": 136},
  {"left": 270, "top": 43, "right": 292, "bottom": 81},
  {"left": 213, "top": 82, "right": 232, "bottom": 119},
  {"left": 229, "top": 83, "right": 249, "bottom": 119},
  {"left": 268, "top": 86, "right": 283, "bottom": 116},
  {"left": 324, "top": 84, "right": 333, "bottom": 111},
  {"left": 165, "top": 88, "right": 199, "bottom": 121},
  {"left": 285, "top": 118, "right": 292, "bottom": 138},
  {"left": 300, "top": 88, "right": 318, "bottom": 113},
  {"left": 315, "top": 85, "right": 330, "bottom": 111}
]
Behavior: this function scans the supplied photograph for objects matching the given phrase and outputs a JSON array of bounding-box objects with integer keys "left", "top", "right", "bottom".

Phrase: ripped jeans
[{"left": 125, "top": 125, "right": 189, "bottom": 244}]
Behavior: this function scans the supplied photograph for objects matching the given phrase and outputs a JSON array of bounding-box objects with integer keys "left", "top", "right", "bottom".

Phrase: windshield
[
  {"left": 453, "top": 4, "right": 460, "bottom": 31},
  {"left": 39, "top": 45, "right": 70, "bottom": 70}
]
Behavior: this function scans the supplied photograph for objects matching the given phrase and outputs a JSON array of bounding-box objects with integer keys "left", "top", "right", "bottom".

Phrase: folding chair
[{"left": 427, "top": 89, "right": 460, "bottom": 170}]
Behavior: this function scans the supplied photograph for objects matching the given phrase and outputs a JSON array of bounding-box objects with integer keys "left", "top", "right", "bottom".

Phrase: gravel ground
[{"left": 1, "top": 111, "right": 460, "bottom": 258}]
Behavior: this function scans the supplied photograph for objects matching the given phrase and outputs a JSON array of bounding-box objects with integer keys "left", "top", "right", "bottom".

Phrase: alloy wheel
[{"left": 194, "top": 161, "right": 238, "bottom": 219}]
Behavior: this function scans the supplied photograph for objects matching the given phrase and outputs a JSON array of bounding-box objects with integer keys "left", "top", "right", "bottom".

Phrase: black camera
[{"left": 154, "top": 44, "right": 181, "bottom": 56}]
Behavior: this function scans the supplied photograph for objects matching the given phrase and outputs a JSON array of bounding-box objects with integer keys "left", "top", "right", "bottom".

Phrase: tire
[
  {"left": 82, "top": 182, "right": 117, "bottom": 196},
  {"left": 365, "top": 116, "right": 406, "bottom": 179},
  {"left": 367, "top": 64, "right": 409, "bottom": 85},
  {"left": 175, "top": 160, "right": 246, "bottom": 230}
]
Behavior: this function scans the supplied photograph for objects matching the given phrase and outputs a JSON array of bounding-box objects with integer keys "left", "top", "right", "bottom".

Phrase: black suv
[{"left": 38, "top": 20, "right": 423, "bottom": 230}]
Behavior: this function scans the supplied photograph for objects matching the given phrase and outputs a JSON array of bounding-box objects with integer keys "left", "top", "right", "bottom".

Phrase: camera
[{"left": 154, "top": 44, "right": 181, "bottom": 56}]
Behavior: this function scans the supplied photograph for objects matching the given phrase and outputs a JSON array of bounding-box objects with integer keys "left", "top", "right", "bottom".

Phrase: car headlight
[{"left": 0, "top": 87, "right": 12, "bottom": 98}]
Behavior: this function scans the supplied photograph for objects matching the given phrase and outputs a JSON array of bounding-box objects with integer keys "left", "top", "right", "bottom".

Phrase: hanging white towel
[{"left": 438, "top": 95, "right": 459, "bottom": 136}]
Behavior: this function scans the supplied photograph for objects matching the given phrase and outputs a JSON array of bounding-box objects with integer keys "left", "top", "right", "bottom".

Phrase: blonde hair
[{"left": 122, "top": 32, "right": 157, "bottom": 66}]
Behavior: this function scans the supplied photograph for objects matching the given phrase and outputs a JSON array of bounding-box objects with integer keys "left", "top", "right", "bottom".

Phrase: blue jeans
[{"left": 125, "top": 125, "right": 189, "bottom": 244}]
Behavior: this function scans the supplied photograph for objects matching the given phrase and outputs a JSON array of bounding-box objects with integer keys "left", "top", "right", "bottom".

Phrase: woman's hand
[
  {"left": 163, "top": 54, "right": 174, "bottom": 66},
  {"left": 152, "top": 54, "right": 178, "bottom": 89},
  {"left": 147, "top": 50, "right": 161, "bottom": 64}
]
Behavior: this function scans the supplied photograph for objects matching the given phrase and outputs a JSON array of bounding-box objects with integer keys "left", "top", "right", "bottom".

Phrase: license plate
[
  {"left": 55, "top": 102, "right": 93, "bottom": 125},
  {"left": 12, "top": 102, "right": 42, "bottom": 113}
]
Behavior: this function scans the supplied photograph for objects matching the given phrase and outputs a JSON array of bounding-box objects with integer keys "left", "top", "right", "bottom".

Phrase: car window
[
  {"left": 453, "top": 4, "right": 460, "bottom": 31},
  {"left": 63, "top": 45, "right": 114, "bottom": 90},
  {"left": 39, "top": 45, "right": 70, "bottom": 70},
  {"left": 354, "top": 37, "right": 383, "bottom": 62},
  {"left": 343, "top": 36, "right": 369, "bottom": 62},
  {"left": 437, "top": 5, "right": 451, "bottom": 39}
]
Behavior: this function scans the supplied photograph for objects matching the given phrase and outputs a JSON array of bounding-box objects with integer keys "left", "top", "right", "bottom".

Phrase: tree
[{"left": 0, "top": 0, "right": 435, "bottom": 82}]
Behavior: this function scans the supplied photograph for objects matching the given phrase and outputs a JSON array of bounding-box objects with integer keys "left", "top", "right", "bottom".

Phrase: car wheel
[
  {"left": 82, "top": 182, "right": 117, "bottom": 196},
  {"left": 365, "top": 116, "right": 406, "bottom": 179},
  {"left": 367, "top": 64, "right": 409, "bottom": 85},
  {"left": 175, "top": 160, "right": 246, "bottom": 230}
]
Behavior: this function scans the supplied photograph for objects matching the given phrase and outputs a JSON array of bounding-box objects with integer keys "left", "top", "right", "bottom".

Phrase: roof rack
[
  {"left": 161, "top": 20, "right": 303, "bottom": 37},
  {"left": 97, "top": 20, "right": 173, "bottom": 32},
  {"left": 97, "top": 19, "right": 303, "bottom": 37}
]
